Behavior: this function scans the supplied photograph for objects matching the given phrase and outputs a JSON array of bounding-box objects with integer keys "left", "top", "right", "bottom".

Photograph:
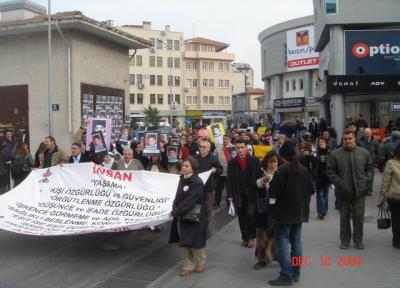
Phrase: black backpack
[{"left": 11, "top": 155, "right": 31, "bottom": 176}]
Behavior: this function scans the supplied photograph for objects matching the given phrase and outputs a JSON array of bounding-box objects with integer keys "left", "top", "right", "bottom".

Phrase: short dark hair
[
  {"left": 183, "top": 156, "right": 199, "bottom": 173},
  {"left": 261, "top": 150, "right": 279, "bottom": 169},
  {"left": 223, "top": 134, "right": 231, "bottom": 139},
  {"left": 45, "top": 136, "right": 56, "bottom": 144},
  {"left": 236, "top": 139, "right": 246, "bottom": 145},
  {"left": 71, "top": 142, "right": 82, "bottom": 148},
  {"left": 343, "top": 128, "right": 354, "bottom": 136}
]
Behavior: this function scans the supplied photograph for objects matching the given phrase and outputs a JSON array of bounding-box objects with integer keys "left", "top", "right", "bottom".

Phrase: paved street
[{"left": 0, "top": 172, "right": 398, "bottom": 288}]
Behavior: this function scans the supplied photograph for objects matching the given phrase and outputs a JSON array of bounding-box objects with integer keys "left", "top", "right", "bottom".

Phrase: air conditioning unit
[
  {"left": 171, "top": 101, "right": 176, "bottom": 109},
  {"left": 149, "top": 47, "right": 155, "bottom": 53},
  {"left": 138, "top": 83, "right": 144, "bottom": 89},
  {"left": 184, "top": 87, "right": 189, "bottom": 92}
]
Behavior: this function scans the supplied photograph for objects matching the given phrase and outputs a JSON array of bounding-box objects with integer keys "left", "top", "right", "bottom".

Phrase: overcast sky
[{"left": 34, "top": 0, "right": 314, "bottom": 87}]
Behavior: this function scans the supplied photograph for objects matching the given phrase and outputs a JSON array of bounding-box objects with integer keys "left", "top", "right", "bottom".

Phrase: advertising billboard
[
  {"left": 345, "top": 30, "right": 400, "bottom": 75},
  {"left": 274, "top": 97, "right": 305, "bottom": 109},
  {"left": 327, "top": 75, "right": 400, "bottom": 93},
  {"left": 286, "top": 25, "right": 319, "bottom": 71}
]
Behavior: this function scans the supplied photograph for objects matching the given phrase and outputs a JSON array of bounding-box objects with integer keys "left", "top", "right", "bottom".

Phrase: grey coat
[
  {"left": 112, "top": 159, "right": 144, "bottom": 171},
  {"left": 327, "top": 146, "right": 373, "bottom": 199},
  {"left": 358, "top": 136, "right": 380, "bottom": 166}
]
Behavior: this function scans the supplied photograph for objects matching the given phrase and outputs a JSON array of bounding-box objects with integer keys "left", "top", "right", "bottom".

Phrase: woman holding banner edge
[{"left": 169, "top": 156, "right": 208, "bottom": 276}]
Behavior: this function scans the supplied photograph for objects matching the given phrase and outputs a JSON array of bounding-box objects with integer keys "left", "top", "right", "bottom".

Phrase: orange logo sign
[{"left": 296, "top": 30, "right": 309, "bottom": 46}]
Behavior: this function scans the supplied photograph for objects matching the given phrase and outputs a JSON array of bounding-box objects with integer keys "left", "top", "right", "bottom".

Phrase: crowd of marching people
[{"left": 0, "top": 113, "right": 400, "bottom": 286}]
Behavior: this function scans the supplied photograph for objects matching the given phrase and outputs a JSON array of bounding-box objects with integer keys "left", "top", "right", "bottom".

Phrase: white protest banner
[{"left": 0, "top": 163, "right": 211, "bottom": 236}]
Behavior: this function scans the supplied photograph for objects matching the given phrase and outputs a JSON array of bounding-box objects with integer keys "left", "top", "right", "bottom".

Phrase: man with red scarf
[
  {"left": 227, "top": 139, "right": 260, "bottom": 248},
  {"left": 213, "top": 134, "right": 235, "bottom": 207}
]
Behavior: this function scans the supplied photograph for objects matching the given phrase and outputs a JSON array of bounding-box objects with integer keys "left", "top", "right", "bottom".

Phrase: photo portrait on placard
[
  {"left": 209, "top": 122, "right": 224, "bottom": 144},
  {"left": 119, "top": 124, "right": 130, "bottom": 146},
  {"left": 92, "top": 131, "right": 107, "bottom": 154},
  {"left": 143, "top": 132, "right": 160, "bottom": 155},
  {"left": 86, "top": 118, "right": 112, "bottom": 151},
  {"left": 169, "top": 137, "right": 180, "bottom": 146},
  {"left": 167, "top": 146, "right": 179, "bottom": 163},
  {"left": 227, "top": 146, "right": 237, "bottom": 159}
]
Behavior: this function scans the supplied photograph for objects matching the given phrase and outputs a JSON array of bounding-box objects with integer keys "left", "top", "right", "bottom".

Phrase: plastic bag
[{"left": 228, "top": 201, "right": 235, "bottom": 216}]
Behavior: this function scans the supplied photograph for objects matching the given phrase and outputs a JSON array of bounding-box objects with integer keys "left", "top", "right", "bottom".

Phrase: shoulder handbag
[
  {"left": 256, "top": 197, "right": 269, "bottom": 213},
  {"left": 377, "top": 202, "right": 391, "bottom": 230},
  {"left": 180, "top": 204, "right": 202, "bottom": 223}
]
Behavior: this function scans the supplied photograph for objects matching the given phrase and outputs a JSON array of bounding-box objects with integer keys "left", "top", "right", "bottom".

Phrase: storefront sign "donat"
[
  {"left": 327, "top": 75, "right": 400, "bottom": 93},
  {"left": 274, "top": 97, "right": 305, "bottom": 109}
]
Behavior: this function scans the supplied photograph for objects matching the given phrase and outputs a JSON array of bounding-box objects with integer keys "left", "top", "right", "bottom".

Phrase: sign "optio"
[{"left": 352, "top": 43, "right": 400, "bottom": 58}]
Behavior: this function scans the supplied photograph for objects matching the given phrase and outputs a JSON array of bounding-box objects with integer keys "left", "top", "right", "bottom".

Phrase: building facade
[
  {"left": 232, "top": 88, "right": 264, "bottom": 126},
  {"left": 231, "top": 62, "right": 254, "bottom": 95},
  {"left": 119, "top": 22, "right": 185, "bottom": 127},
  {"left": 258, "top": 16, "right": 320, "bottom": 127},
  {"left": 313, "top": 0, "right": 400, "bottom": 139},
  {"left": 0, "top": 1, "right": 149, "bottom": 150},
  {"left": 183, "top": 37, "right": 235, "bottom": 126}
]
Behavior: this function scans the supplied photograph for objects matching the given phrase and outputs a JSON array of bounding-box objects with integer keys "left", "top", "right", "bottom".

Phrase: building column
[
  {"left": 329, "top": 25, "right": 346, "bottom": 139},
  {"left": 275, "top": 75, "right": 283, "bottom": 123},
  {"left": 304, "top": 70, "right": 313, "bottom": 125}
]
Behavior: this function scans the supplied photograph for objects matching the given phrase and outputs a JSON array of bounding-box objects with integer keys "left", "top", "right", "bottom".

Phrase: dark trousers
[
  {"left": 339, "top": 197, "right": 365, "bottom": 245},
  {"left": 388, "top": 199, "right": 400, "bottom": 247},
  {"left": 214, "top": 176, "right": 226, "bottom": 206},
  {"left": 205, "top": 191, "right": 213, "bottom": 222},
  {"left": 0, "top": 175, "right": 10, "bottom": 194},
  {"left": 237, "top": 195, "right": 256, "bottom": 241}
]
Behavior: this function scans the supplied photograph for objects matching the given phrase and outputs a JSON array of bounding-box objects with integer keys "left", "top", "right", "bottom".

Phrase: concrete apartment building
[
  {"left": 258, "top": 16, "right": 320, "bottom": 126},
  {"left": 232, "top": 88, "right": 264, "bottom": 125},
  {"left": 231, "top": 62, "right": 254, "bottom": 95},
  {"left": 0, "top": 0, "right": 149, "bottom": 150},
  {"left": 313, "top": 0, "right": 400, "bottom": 139},
  {"left": 183, "top": 37, "right": 235, "bottom": 126},
  {"left": 119, "top": 22, "right": 185, "bottom": 126}
]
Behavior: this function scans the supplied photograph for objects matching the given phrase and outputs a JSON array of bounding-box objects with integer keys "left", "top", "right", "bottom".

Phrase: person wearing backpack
[{"left": 11, "top": 142, "right": 34, "bottom": 186}]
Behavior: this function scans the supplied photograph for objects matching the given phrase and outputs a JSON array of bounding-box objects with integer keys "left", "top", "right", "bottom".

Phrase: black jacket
[
  {"left": 358, "top": 136, "right": 380, "bottom": 166},
  {"left": 169, "top": 174, "right": 207, "bottom": 248},
  {"left": 186, "top": 142, "right": 200, "bottom": 157},
  {"left": 68, "top": 153, "right": 92, "bottom": 164},
  {"left": 195, "top": 153, "right": 222, "bottom": 192},
  {"left": 269, "top": 162, "right": 314, "bottom": 225},
  {"left": 226, "top": 155, "right": 260, "bottom": 207}
]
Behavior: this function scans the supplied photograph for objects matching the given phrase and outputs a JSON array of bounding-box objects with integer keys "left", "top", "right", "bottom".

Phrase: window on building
[
  {"left": 224, "top": 80, "right": 230, "bottom": 88},
  {"left": 292, "top": 79, "right": 296, "bottom": 91},
  {"left": 186, "top": 79, "right": 192, "bottom": 87},
  {"left": 157, "top": 39, "right": 163, "bottom": 49},
  {"left": 150, "top": 75, "right": 156, "bottom": 86},
  {"left": 129, "top": 93, "right": 135, "bottom": 104},
  {"left": 137, "top": 74, "right": 143, "bottom": 85},
  {"left": 209, "top": 62, "right": 214, "bottom": 70},
  {"left": 285, "top": 80, "right": 289, "bottom": 92},
  {"left": 175, "top": 76, "right": 180, "bottom": 86},
  {"left": 174, "top": 58, "right": 180, "bottom": 68},
  {"left": 167, "top": 39, "right": 173, "bottom": 50},
  {"left": 136, "top": 55, "right": 143, "bottom": 66},
  {"left": 224, "top": 63, "right": 229, "bottom": 71},
  {"left": 157, "top": 75, "right": 163, "bottom": 86},
  {"left": 225, "top": 96, "right": 230, "bottom": 105},
  {"left": 218, "top": 63, "right": 223, "bottom": 71},
  {"left": 203, "top": 96, "right": 208, "bottom": 104},
  {"left": 186, "top": 62, "right": 191, "bottom": 70},
  {"left": 192, "top": 62, "right": 197, "bottom": 70},
  {"left": 137, "top": 93, "right": 143, "bottom": 104},
  {"left": 157, "top": 94, "right": 163, "bottom": 104},
  {"left": 193, "top": 96, "right": 198, "bottom": 105},
  {"left": 168, "top": 94, "right": 174, "bottom": 105},
  {"left": 174, "top": 40, "right": 180, "bottom": 51},
  {"left": 129, "top": 54, "right": 135, "bottom": 65},
  {"left": 175, "top": 94, "right": 180, "bottom": 104},
  {"left": 186, "top": 96, "right": 192, "bottom": 105},
  {"left": 219, "top": 80, "right": 223, "bottom": 88},
  {"left": 157, "top": 56, "right": 163, "bottom": 67},
  {"left": 193, "top": 79, "right": 198, "bottom": 87},
  {"left": 299, "top": 78, "right": 304, "bottom": 90},
  {"left": 129, "top": 74, "right": 135, "bottom": 85},
  {"left": 202, "top": 61, "right": 208, "bottom": 70},
  {"left": 203, "top": 79, "right": 208, "bottom": 87},
  {"left": 150, "top": 94, "right": 156, "bottom": 105},
  {"left": 209, "top": 96, "right": 214, "bottom": 104},
  {"left": 168, "top": 75, "right": 173, "bottom": 86},
  {"left": 149, "top": 56, "right": 155, "bottom": 67},
  {"left": 325, "top": 0, "right": 337, "bottom": 14},
  {"left": 168, "top": 57, "right": 173, "bottom": 68},
  {"left": 209, "top": 79, "right": 214, "bottom": 88},
  {"left": 219, "top": 96, "right": 224, "bottom": 105}
]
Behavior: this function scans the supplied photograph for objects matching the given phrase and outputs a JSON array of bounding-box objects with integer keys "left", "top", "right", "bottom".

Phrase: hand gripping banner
[{"left": 0, "top": 163, "right": 211, "bottom": 236}]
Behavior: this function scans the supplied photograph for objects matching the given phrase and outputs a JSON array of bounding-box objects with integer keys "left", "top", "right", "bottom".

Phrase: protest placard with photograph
[
  {"left": 119, "top": 124, "right": 130, "bottom": 146},
  {"left": 91, "top": 131, "right": 107, "bottom": 154},
  {"left": 227, "top": 146, "right": 238, "bottom": 159},
  {"left": 169, "top": 136, "right": 180, "bottom": 146},
  {"left": 167, "top": 146, "right": 179, "bottom": 163},
  {"left": 207, "top": 122, "right": 225, "bottom": 145},
  {"left": 143, "top": 132, "right": 160, "bottom": 156},
  {"left": 85, "top": 118, "right": 112, "bottom": 151}
]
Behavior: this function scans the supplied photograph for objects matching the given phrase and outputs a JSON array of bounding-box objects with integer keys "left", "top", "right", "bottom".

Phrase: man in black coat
[
  {"left": 268, "top": 141, "right": 314, "bottom": 286},
  {"left": 195, "top": 141, "right": 222, "bottom": 222},
  {"left": 68, "top": 143, "right": 92, "bottom": 164},
  {"left": 226, "top": 139, "right": 260, "bottom": 248}
]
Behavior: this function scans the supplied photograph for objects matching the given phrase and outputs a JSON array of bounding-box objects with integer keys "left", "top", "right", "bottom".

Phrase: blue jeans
[
  {"left": 274, "top": 224, "right": 303, "bottom": 281},
  {"left": 316, "top": 181, "right": 330, "bottom": 215}
]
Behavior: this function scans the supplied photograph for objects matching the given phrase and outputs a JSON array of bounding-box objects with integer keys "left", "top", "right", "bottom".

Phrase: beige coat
[
  {"left": 380, "top": 159, "right": 400, "bottom": 201},
  {"left": 39, "top": 147, "right": 66, "bottom": 168},
  {"left": 112, "top": 159, "right": 144, "bottom": 171},
  {"left": 213, "top": 144, "right": 234, "bottom": 176}
]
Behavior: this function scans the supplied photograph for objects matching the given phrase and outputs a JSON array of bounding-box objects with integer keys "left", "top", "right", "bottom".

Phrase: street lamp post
[{"left": 47, "top": 0, "right": 52, "bottom": 136}]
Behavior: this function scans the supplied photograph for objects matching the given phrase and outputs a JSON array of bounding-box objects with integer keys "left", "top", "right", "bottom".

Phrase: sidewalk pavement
[{"left": 149, "top": 173, "right": 400, "bottom": 288}]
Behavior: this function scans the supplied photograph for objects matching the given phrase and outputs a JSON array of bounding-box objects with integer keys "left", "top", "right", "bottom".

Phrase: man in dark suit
[{"left": 68, "top": 143, "right": 91, "bottom": 163}]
